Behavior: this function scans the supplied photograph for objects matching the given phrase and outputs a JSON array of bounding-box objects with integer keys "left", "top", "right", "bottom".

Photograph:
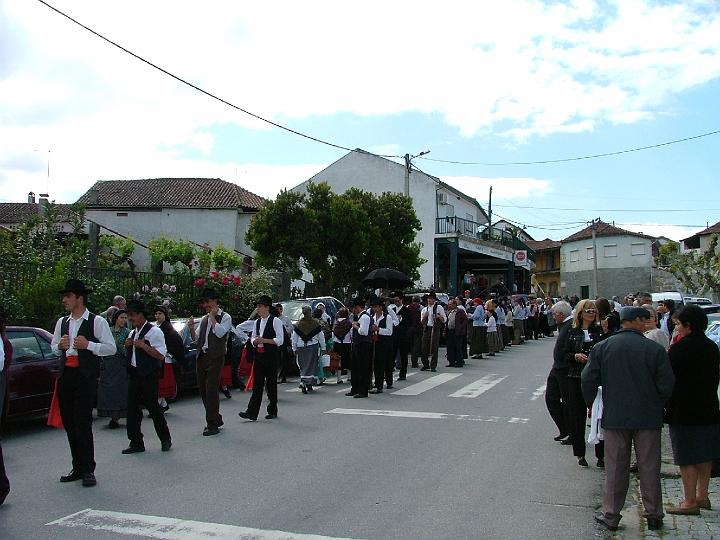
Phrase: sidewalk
[{"left": 615, "top": 427, "right": 720, "bottom": 538}]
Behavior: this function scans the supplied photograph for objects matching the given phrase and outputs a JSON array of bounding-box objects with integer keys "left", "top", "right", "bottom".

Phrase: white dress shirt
[
  {"left": 51, "top": 308, "right": 117, "bottom": 358},
  {"left": 129, "top": 321, "right": 167, "bottom": 367},
  {"left": 251, "top": 315, "right": 285, "bottom": 347},
  {"left": 373, "top": 313, "right": 394, "bottom": 337},
  {"left": 291, "top": 329, "right": 326, "bottom": 352},
  {"left": 421, "top": 304, "right": 447, "bottom": 327},
  {"left": 386, "top": 304, "right": 400, "bottom": 327},
  {"left": 355, "top": 312, "right": 371, "bottom": 336},
  {"left": 0, "top": 340, "right": 5, "bottom": 371},
  {"left": 202, "top": 309, "right": 233, "bottom": 352}
]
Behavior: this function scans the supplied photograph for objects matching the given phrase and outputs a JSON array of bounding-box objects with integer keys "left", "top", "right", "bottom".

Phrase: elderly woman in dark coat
[{"left": 665, "top": 304, "right": 720, "bottom": 515}]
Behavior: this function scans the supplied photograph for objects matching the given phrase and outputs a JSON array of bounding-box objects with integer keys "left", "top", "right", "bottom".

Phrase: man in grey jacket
[{"left": 582, "top": 307, "right": 675, "bottom": 532}]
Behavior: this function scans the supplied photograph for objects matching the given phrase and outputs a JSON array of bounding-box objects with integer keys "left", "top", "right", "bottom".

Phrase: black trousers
[
  {"left": 57, "top": 368, "right": 97, "bottom": 474},
  {"left": 127, "top": 370, "right": 171, "bottom": 446},
  {"left": 394, "top": 329, "right": 411, "bottom": 376},
  {"left": 246, "top": 352, "right": 278, "bottom": 418},
  {"left": 446, "top": 333, "right": 465, "bottom": 366},
  {"left": 408, "top": 327, "right": 422, "bottom": 367},
  {"left": 351, "top": 342, "right": 371, "bottom": 396},
  {"left": 421, "top": 326, "right": 441, "bottom": 369},
  {"left": 528, "top": 317, "right": 539, "bottom": 340},
  {"left": 0, "top": 438, "right": 8, "bottom": 505},
  {"left": 545, "top": 367, "right": 570, "bottom": 438},
  {"left": 372, "top": 338, "right": 391, "bottom": 390},
  {"left": 567, "top": 376, "right": 604, "bottom": 459}
]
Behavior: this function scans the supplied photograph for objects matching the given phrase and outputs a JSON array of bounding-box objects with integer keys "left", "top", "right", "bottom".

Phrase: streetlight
[{"left": 404, "top": 150, "right": 430, "bottom": 196}]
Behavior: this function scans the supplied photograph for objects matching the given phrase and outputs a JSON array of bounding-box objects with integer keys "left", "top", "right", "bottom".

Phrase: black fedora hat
[
  {"left": 200, "top": 287, "right": 220, "bottom": 300},
  {"left": 255, "top": 294, "right": 273, "bottom": 307},
  {"left": 126, "top": 299, "right": 148, "bottom": 315},
  {"left": 59, "top": 279, "right": 93, "bottom": 295}
]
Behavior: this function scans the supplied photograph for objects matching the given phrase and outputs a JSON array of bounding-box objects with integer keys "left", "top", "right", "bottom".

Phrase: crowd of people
[
  {"left": 545, "top": 292, "right": 720, "bottom": 532},
  {"left": 1, "top": 280, "right": 719, "bottom": 538}
]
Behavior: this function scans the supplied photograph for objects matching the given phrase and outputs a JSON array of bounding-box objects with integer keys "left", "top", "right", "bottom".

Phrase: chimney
[
  {"left": 28, "top": 191, "right": 35, "bottom": 204},
  {"left": 39, "top": 193, "right": 50, "bottom": 205}
]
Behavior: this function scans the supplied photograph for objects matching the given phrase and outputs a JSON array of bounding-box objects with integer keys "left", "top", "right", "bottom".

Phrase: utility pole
[
  {"left": 590, "top": 217, "right": 600, "bottom": 298},
  {"left": 488, "top": 186, "right": 493, "bottom": 231},
  {"left": 403, "top": 150, "right": 431, "bottom": 197}
]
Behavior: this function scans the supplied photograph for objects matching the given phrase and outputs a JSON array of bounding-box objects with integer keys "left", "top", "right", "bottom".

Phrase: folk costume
[
  {"left": 155, "top": 307, "right": 184, "bottom": 402},
  {"left": 421, "top": 298, "right": 447, "bottom": 371},
  {"left": 97, "top": 312, "right": 130, "bottom": 425},
  {"left": 388, "top": 299, "right": 412, "bottom": 380},
  {"left": 371, "top": 305, "right": 394, "bottom": 392},
  {"left": 241, "top": 296, "right": 284, "bottom": 419},
  {"left": 124, "top": 301, "right": 171, "bottom": 452},
  {"left": 293, "top": 311, "right": 325, "bottom": 393},
  {"left": 195, "top": 289, "right": 233, "bottom": 434},
  {"left": 332, "top": 316, "right": 353, "bottom": 384},
  {"left": 50, "top": 280, "right": 116, "bottom": 484},
  {"left": 469, "top": 300, "right": 488, "bottom": 358},
  {"left": 348, "top": 300, "right": 372, "bottom": 398}
]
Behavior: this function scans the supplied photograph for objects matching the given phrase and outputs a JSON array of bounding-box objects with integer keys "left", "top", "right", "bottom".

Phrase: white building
[
  {"left": 76, "top": 178, "right": 264, "bottom": 271},
  {"left": 291, "top": 149, "right": 535, "bottom": 295},
  {"left": 561, "top": 221, "right": 655, "bottom": 299}
]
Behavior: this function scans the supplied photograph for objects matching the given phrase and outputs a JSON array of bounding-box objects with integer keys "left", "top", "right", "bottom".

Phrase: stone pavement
[{"left": 611, "top": 427, "right": 720, "bottom": 538}]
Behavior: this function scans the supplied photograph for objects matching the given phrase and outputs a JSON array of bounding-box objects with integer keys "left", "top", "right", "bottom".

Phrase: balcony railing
[{"left": 435, "top": 217, "right": 536, "bottom": 261}]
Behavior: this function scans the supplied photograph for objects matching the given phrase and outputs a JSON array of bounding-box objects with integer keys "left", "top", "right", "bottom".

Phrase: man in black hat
[
  {"left": 420, "top": 292, "right": 446, "bottom": 372},
  {"left": 239, "top": 294, "right": 284, "bottom": 421},
  {"left": 122, "top": 300, "right": 172, "bottom": 454},
  {"left": 51, "top": 279, "right": 116, "bottom": 487},
  {"left": 189, "top": 288, "right": 233, "bottom": 435}
]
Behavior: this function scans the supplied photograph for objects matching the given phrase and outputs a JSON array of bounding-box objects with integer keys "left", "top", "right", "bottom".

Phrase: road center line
[
  {"left": 531, "top": 384, "right": 547, "bottom": 400},
  {"left": 449, "top": 374, "right": 507, "bottom": 398},
  {"left": 47, "top": 508, "right": 360, "bottom": 540},
  {"left": 391, "top": 373, "right": 461, "bottom": 395},
  {"left": 325, "top": 408, "right": 528, "bottom": 424}
]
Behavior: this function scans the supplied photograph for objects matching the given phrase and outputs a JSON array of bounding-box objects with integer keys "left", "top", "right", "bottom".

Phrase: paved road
[{"left": 1, "top": 337, "right": 608, "bottom": 539}]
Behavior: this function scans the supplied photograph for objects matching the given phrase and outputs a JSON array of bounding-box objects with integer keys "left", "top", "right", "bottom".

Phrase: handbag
[{"left": 328, "top": 350, "right": 341, "bottom": 371}]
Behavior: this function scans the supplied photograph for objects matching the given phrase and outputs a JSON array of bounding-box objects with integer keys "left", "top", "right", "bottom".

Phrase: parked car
[
  {"left": 170, "top": 318, "right": 200, "bottom": 392},
  {"left": 685, "top": 296, "right": 713, "bottom": 305},
  {"left": 700, "top": 304, "right": 720, "bottom": 315},
  {"left": 651, "top": 291, "right": 684, "bottom": 307},
  {"left": 706, "top": 314, "right": 720, "bottom": 347},
  {"left": 3, "top": 326, "right": 60, "bottom": 423},
  {"left": 279, "top": 297, "right": 345, "bottom": 324}
]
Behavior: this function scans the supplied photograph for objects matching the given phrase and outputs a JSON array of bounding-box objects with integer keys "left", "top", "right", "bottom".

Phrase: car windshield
[{"left": 280, "top": 300, "right": 308, "bottom": 323}]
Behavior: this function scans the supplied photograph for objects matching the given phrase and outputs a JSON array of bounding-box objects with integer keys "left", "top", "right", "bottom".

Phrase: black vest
[
  {"left": 126, "top": 322, "right": 161, "bottom": 377},
  {"left": 352, "top": 312, "right": 372, "bottom": 344},
  {"left": 395, "top": 305, "right": 411, "bottom": 331},
  {"left": 59, "top": 313, "right": 99, "bottom": 379},
  {"left": 375, "top": 313, "right": 393, "bottom": 342},
  {"left": 255, "top": 315, "right": 279, "bottom": 355}
]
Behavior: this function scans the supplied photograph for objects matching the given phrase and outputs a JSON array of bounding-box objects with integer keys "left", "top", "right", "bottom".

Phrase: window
[
  {"left": 37, "top": 334, "right": 56, "bottom": 359},
  {"left": 581, "top": 285, "right": 590, "bottom": 299},
  {"left": 7, "top": 331, "right": 44, "bottom": 363},
  {"left": 570, "top": 250, "right": 579, "bottom": 262},
  {"left": 604, "top": 244, "right": 617, "bottom": 257},
  {"left": 631, "top": 242, "right": 646, "bottom": 256},
  {"left": 586, "top": 247, "right": 594, "bottom": 260}
]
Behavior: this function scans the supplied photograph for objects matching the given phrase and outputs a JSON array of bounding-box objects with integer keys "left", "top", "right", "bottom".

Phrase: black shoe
[
  {"left": 203, "top": 427, "right": 220, "bottom": 436},
  {"left": 353, "top": 393, "right": 368, "bottom": 398},
  {"left": 265, "top": 414, "right": 277, "bottom": 420},
  {"left": 369, "top": 388, "right": 383, "bottom": 394},
  {"left": 397, "top": 376, "right": 406, "bottom": 381},
  {"left": 430, "top": 368, "right": 437, "bottom": 372},
  {"left": 345, "top": 392, "right": 356, "bottom": 397},
  {"left": 81, "top": 473, "right": 97, "bottom": 487},
  {"left": 578, "top": 457, "right": 588, "bottom": 467},
  {"left": 108, "top": 419, "right": 120, "bottom": 429},
  {"left": 553, "top": 433, "right": 568, "bottom": 441},
  {"left": 594, "top": 514, "right": 618, "bottom": 531},
  {"left": 60, "top": 470, "right": 82, "bottom": 483},
  {"left": 647, "top": 518, "right": 663, "bottom": 530},
  {"left": 560, "top": 438, "right": 572, "bottom": 445},
  {"left": 596, "top": 459, "right": 605, "bottom": 468},
  {"left": 161, "top": 440, "right": 172, "bottom": 452},
  {"left": 301, "top": 385, "right": 308, "bottom": 394},
  {"left": 420, "top": 367, "right": 429, "bottom": 371},
  {"left": 222, "top": 388, "right": 232, "bottom": 399},
  {"left": 238, "top": 411, "right": 257, "bottom": 421},
  {"left": 386, "top": 385, "right": 393, "bottom": 389},
  {"left": 161, "top": 404, "right": 170, "bottom": 412},
  {"left": 121, "top": 445, "right": 145, "bottom": 454}
]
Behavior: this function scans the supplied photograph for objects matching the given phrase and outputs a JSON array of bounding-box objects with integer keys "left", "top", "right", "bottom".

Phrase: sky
[{"left": 1, "top": 0, "right": 719, "bottom": 242}]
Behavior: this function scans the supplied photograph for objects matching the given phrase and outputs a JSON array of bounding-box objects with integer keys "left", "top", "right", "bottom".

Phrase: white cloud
[
  {"left": 618, "top": 222, "right": 706, "bottom": 242},
  {"left": 1, "top": 0, "right": 720, "bottom": 203},
  {"left": 439, "top": 176, "right": 552, "bottom": 203}
]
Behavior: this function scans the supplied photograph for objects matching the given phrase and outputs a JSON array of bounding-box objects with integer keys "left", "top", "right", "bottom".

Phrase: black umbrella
[{"left": 361, "top": 268, "right": 414, "bottom": 291}]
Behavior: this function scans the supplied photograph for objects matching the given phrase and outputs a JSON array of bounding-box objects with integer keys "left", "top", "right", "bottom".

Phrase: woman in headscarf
[
  {"left": 154, "top": 306, "right": 184, "bottom": 410},
  {"left": 97, "top": 309, "right": 130, "bottom": 428},
  {"left": 293, "top": 305, "right": 325, "bottom": 394}
]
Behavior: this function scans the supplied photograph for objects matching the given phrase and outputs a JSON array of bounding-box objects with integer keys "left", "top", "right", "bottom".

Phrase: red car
[{"left": 2, "top": 326, "right": 59, "bottom": 423}]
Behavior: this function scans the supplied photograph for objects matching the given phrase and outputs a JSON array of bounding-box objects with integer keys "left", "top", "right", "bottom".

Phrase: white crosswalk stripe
[
  {"left": 448, "top": 374, "right": 507, "bottom": 398},
  {"left": 325, "top": 408, "right": 529, "bottom": 423},
  {"left": 391, "top": 373, "right": 461, "bottom": 396}
]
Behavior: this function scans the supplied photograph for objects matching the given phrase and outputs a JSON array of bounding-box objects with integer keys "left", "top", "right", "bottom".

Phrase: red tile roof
[
  {"left": 76, "top": 178, "right": 265, "bottom": 211},
  {"left": 526, "top": 238, "right": 561, "bottom": 251},
  {"left": 0, "top": 202, "right": 74, "bottom": 224},
  {"left": 681, "top": 221, "right": 720, "bottom": 242},
  {"left": 562, "top": 221, "right": 654, "bottom": 243}
]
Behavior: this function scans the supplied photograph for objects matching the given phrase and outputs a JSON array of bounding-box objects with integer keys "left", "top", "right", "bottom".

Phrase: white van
[
  {"left": 684, "top": 296, "right": 713, "bottom": 305},
  {"left": 651, "top": 291, "right": 684, "bottom": 307}
]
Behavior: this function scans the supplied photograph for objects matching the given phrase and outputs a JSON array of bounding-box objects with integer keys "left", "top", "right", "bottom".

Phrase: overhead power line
[
  {"left": 493, "top": 204, "right": 720, "bottom": 213},
  {"left": 36, "top": 0, "right": 400, "bottom": 158},
  {"left": 418, "top": 129, "right": 720, "bottom": 166}
]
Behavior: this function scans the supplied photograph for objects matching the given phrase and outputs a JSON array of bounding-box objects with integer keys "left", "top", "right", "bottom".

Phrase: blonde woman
[{"left": 566, "top": 299, "right": 605, "bottom": 467}]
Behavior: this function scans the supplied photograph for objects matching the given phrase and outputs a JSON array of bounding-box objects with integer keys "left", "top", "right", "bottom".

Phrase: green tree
[
  {"left": 246, "top": 182, "right": 425, "bottom": 297},
  {"left": 148, "top": 236, "right": 197, "bottom": 271},
  {"left": 656, "top": 235, "right": 720, "bottom": 298}
]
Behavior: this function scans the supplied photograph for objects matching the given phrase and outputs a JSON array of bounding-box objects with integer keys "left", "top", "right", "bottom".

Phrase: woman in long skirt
[
  {"left": 485, "top": 302, "right": 501, "bottom": 356},
  {"left": 97, "top": 310, "right": 130, "bottom": 428},
  {"left": 469, "top": 298, "right": 488, "bottom": 359},
  {"left": 292, "top": 306, "right": 325, "bottom": 394}
]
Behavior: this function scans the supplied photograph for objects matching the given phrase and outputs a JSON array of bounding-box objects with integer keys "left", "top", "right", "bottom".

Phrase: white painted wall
[
  {"left": 561, "top": 235, "right": 654, "bottom": 272},
  {"left": 86, "top": 207, "right": 256, "bottom": 271},
  {"left": 292, "top": 151, "right": 487, "bottom": 288}
]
